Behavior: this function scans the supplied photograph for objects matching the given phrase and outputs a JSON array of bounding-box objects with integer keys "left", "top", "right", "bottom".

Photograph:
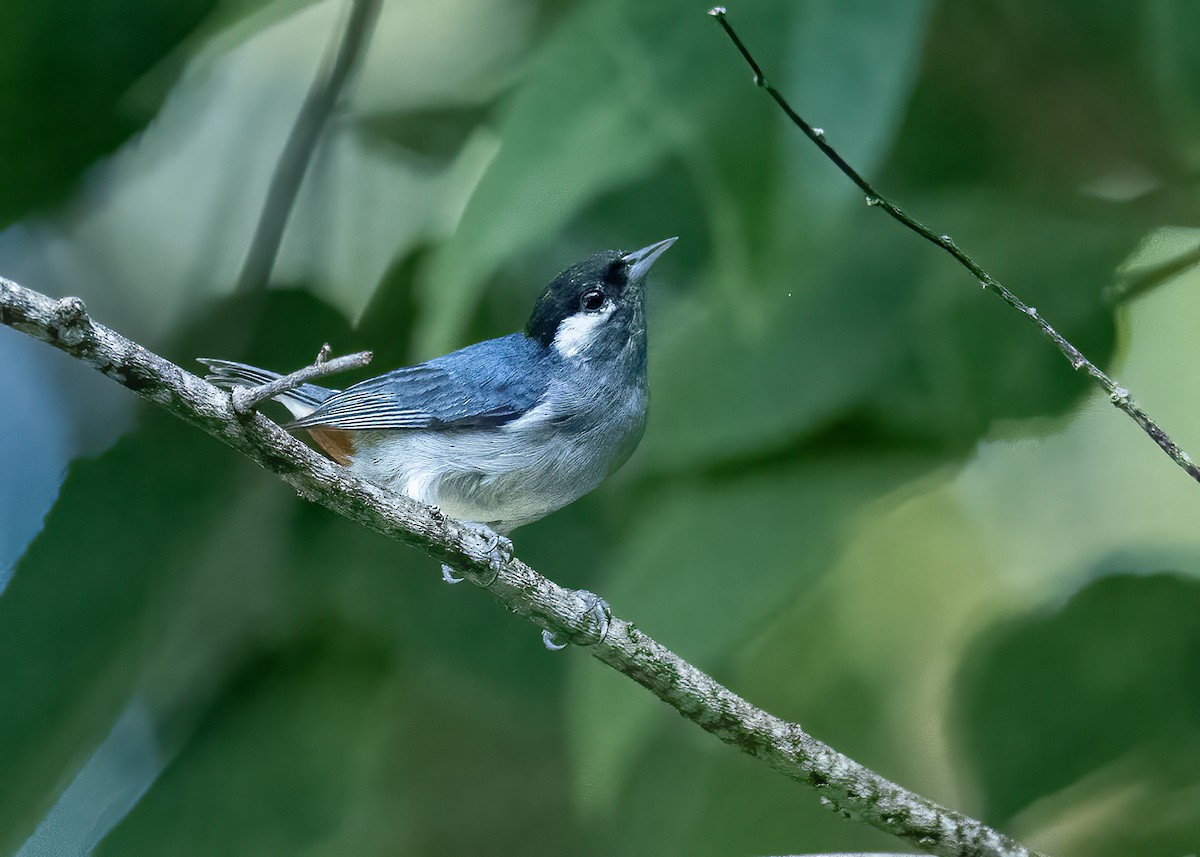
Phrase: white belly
[{"left": 347, "top": 405, "right": 643, "bottom": 533}]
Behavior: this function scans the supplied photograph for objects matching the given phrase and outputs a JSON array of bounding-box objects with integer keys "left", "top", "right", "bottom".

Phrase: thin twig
[
  {"left": 0, "top": 275, "right": 1044, "bottom": 857},
  {"left": 235, "top": 0, "right": 382, "bottom": 293},
  {"left": 707, "top": 6, "right": 1200, "bottom": 486},
  {"left": 224, "top": 344, "right": 372, "bottom": 413}
]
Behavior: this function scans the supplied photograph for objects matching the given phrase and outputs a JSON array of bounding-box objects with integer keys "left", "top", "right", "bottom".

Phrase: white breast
[{"left": 345, "top": 381, "right": 646, "bottom": 533}]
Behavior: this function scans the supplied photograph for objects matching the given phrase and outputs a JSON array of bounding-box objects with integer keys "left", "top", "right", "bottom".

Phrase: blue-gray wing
[{"left": 286, "top": 333, "right": 552, "bottom": 431}]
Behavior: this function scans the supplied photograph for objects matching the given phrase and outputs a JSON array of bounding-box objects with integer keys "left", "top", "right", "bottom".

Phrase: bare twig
[
  {"left": 1, "top": 275, "right": 1045, "bottom": 857},
  {"left": 707, "top": 6, "right": 1200, "bottom": 486},
  {"left": 225, "top": 344, "right": 372, "bottom": 413},
  {"left": 235, "top": 0, "right": 382, "bottom": 293}
]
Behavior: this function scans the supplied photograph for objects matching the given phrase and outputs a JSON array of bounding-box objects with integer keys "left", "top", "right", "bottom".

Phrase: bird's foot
[
  {"left": 441, "top": 523, "right": 513, "bottom": 586},
  {"left": 465, "top": 523, "right": 512, "bottom": 585},
  {"left": 542, "top": 590, "right": 611, "bottom": 651}
]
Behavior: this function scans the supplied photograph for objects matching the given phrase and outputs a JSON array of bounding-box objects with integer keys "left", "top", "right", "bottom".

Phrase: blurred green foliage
[
  {"left": 0, "top": 0, "right": 214, "bottom": 225},
  {"left": 958, "top": 573, "right": 1200, "bottom": 827},
  {"left": 3, "top": 0, "right": 1200, "bottom": 855}
]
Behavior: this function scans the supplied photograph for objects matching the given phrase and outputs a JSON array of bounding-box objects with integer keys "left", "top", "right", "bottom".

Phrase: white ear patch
[{"left": 552, "top": 306, "right": 613, "bottom": 358}]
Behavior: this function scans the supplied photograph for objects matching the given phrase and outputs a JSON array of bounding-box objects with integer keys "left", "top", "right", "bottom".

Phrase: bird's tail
[{"left": 197, "top": 358, "right": 336, "bottom": 420}]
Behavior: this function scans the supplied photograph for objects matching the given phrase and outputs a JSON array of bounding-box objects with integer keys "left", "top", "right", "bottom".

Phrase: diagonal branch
[
  {"left": 707, "top": 6, "right": 1200, "bottom": 487},
  {"left": 0, "top": 275, "right": 1045, "bottom": 857},
  {"left": 235, "top": 0, "right": 382, "bottom": 294}
]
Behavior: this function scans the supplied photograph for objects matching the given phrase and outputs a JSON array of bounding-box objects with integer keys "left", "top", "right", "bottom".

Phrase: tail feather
[{"left": 197, "top": 358, "right": 337, "bottom": 420}]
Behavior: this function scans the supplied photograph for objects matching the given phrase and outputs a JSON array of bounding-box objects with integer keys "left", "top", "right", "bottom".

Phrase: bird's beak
[{"left": 622, "top": 237, "right": 677, "bottom": 282}]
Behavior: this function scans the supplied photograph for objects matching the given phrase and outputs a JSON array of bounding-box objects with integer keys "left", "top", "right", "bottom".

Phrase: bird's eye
[{"left": 580, "top": 288, "right": 606, "bottom": 312}]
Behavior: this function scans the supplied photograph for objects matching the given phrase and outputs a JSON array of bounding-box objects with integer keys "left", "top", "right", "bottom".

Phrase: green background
[{"left": 2, "top": 0, "right": 1200, "bottom": 854}]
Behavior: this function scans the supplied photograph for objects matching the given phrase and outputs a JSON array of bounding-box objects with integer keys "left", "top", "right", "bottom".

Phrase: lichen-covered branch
[
  {"left": 0, "top": 275, "right": 1045, "bottom": 857},
  {"left": 708, "top": 6, "right": 1200, "bottom": 488}
]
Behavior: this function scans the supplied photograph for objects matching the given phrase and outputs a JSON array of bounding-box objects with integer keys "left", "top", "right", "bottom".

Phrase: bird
[{"left": 199, "top": 237, "right": 675, "bottom": 617}]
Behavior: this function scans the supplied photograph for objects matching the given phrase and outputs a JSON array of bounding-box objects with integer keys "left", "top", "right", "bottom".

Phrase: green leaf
[
  {"left": 643, "top": 251, "right": 902, "bottom": 471},
  {"left": 0, "top": 412, "right": 243, "bottom": 852},
  {"left": 274, "top": 501, "right": 583, "bottom": 857},
  {"left": 955, "top": 573, "right": 1200, "bottom": 826},
  {"left": 0, "top": 290, "right": 355, "bottom": 852},
  {"left": 358, "top": 105, "right": 493, "bottom": 162},
  {"left": 94, "top": 631, "right": 399, "bottom": 857},
  {"left": 0, "top": 0, "right": 215, "bottom": 226},
  {"left": 1144, "top": 1, "right": 1200, "bottom": 178},
  {"left": 568, "top": 449, "right": 934, "bottom": 814},
  {"left": 646, "top": 193, "right": 1126, "bottom": 471},
  {"left": 891, "top": 0, "right": 1160, "bottom": 195},
  {"left": 412, "top": 0, "right": 810, "bottom": 357},
  {"left": 782, "top": 0, "right": 933, "bottom": 218},
  {"left": 861, "top": 193, "right": 1125, "bottom": 447}
]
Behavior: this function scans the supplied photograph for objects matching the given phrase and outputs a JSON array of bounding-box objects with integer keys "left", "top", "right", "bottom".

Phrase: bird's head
[{"left": 525, "top": 237, "right": 676, "bottom": 365}]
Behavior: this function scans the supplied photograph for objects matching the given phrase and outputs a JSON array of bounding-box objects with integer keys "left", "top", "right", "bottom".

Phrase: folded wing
[{"left": 286, "top": 333, "right": 551, "bottom": 431}]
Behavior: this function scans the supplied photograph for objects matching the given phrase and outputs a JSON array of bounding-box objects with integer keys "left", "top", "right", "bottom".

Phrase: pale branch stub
[{"left": 227, "top": 346, "right": 373, "bottom": 414}]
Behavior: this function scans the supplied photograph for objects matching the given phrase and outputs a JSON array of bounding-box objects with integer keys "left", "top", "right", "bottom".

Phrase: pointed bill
[{"left": 622, "top": 237, "right": 677, "bottom": 282}]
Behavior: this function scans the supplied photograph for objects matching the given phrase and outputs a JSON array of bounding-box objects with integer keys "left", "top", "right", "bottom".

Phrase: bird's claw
[
  {"left": 468, "top": 525, "right": 512, "bottom": 586},
  {"left": 542, "top": 590, "right": 611, "bottom": 651},
  {"left": 484, "top": 530, "right": 513, "bottom": 570},
  {"left": 441, "top": 524, "right": 513, "bottom": 586}
]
